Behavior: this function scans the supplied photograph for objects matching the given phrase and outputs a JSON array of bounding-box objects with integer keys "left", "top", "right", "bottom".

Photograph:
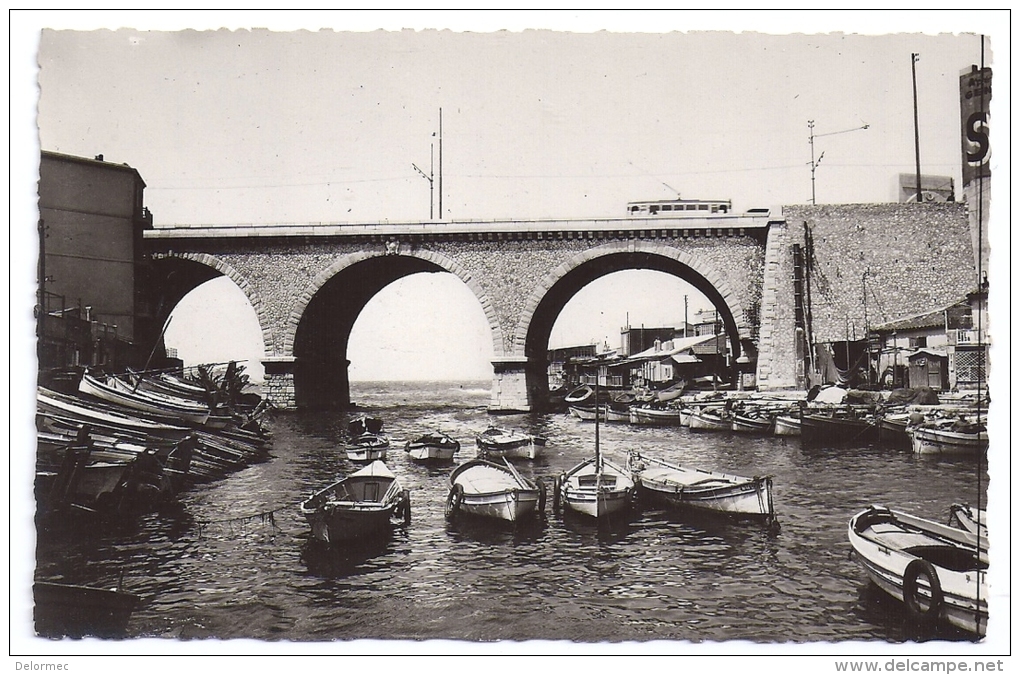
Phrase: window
[
  {"left": 908, "top": 336, "right": 928, "bottom": 348},
  {"left": 955, "top": 348, "right": 987, "bottom": 387}
]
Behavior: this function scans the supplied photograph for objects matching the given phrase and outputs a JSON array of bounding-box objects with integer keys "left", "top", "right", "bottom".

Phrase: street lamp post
[{"left": 807, "top": 120, "right": 870, "bottom": 205}]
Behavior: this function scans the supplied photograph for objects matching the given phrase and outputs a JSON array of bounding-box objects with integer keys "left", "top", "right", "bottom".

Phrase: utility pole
[
  {"left": 807, "top": 120, "right": 870, "bottom": 205},
  {"left": 684, "top": 295, "right": 688, "bottom": 337},
  {"left": 438, "top": 107, "right": 443, "bottom": 220},
  {"left": 412, "top": 142, "right": 434, "bottom": 219},
  {"left": 911, "top": 53, "right": 923, "bottom": 203}
]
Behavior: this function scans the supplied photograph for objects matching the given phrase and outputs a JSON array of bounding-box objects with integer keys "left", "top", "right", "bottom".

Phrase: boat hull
[
  {"left": 406, "top": 444, "right": 457, "bottom": 462},
  {"left": 773, "top": 415, "right": 801, "bottom": 436},
  {"left": 569, "top": 405, "right": 599, "bottom": 421},
  {"left": 848, "top": 507, "right": 988, "bottom": 636},
  {"left": 688, "top": 409, "right": 731, "bottom": 431},
  {"left": 629, "top": 454, "right": 775, "bottom": 520},
  {"left": 629, "top": 407, "right": 682, "bottom": 426},
  {"left": 448, "top": 459, "right": 542, "bottom": 523},
  {"left": 475, "top": 433, "right": 545, "bottom": 460},
  {"left": 557, "top": 457, "right": 634, "bottom": 519},
  {"left": 910, "top": 426, "right": 988, "bottom": 455},
  {"left": 33, "top": 582, "right": 140, "bottom": 638},
  {"left": 731, "top": 415, "right": 773, "bottom": 433},
  {"left": 300, "top": 461, "right": 405, "bottom": 543},
  {"left": 800, "top": 411, "right": 878, "bottom": 446}
]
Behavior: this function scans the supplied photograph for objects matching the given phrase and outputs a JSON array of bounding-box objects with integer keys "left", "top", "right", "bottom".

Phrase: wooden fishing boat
[
  {"left": 37, "top": 387, "right": 191, "bottom": 439},
  {"left": 554, "top": 383, "right": 634, "bottom": 519},
  {"left": 604, "top": 405, "right": 631, "bottom": 423},
  {"left": 349, "top": 414, "right": 384, "bottom": 437},
  {"left": 346, "top": 433, "right": 389, "bottom": 462},
  {"left": 564, "top": 385, "right": 595, "bottom": 405},
  {"left": 78, "top": 372, "right": 211, "bottom": 425},
  {"left": 475, "top": 426, "right": 546, "bottom": 460},
  {"left": 627, "top": 451, "right": 775, "bottom": 521},
  {"left": 300, "top": 460, "right": 409, "bottom": 543},
  {"left": 687, "top": 406, "right": 731, "bottom": 431},
  {"left": 877, "top": 410, "right": 913, "bottom": 448},
  {"left": 773, "top": 414, "right": 801, "bottom": 437},
  {"left": 33, "top": 581, "right": 141, "bottom": 638},
  {"left": 948, "top": 504, "right": 986, "bottom": 538},
  {"left": 404, "top": 431, "right": 460, "bottom": 462},
  {"left": 629, "top": 405, "right": 682, "bottom": 426},
  {"left": 445, "top": 457, "right": 545, "bottom": 523},
  {"left": 730, "top": 409, "right": 774, "bottom": 434},
  {"left": 800, "top": 407, "right": 878, "bottom": 446},
  {"left": 909, "top": 417, "right": 988, "bottom": 455},
  {"left": 569, "top": 405, "right": 599, "bottom": 421},
  {"left": 848, "top": 505, "right": 988, "bottom": 636}
]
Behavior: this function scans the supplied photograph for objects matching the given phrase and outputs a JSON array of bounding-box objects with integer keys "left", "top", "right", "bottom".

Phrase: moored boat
[
  {"left": 300, "top": 460, "right": 409, "bottom": 543},
  {"left": 627, "top": 451, "right": 775, "bottom": 521},
  {"left": 909, "top": 416, "right": 988, "bottom": 455},
  {"left": 78, "top": 372, "right": 211, "bottom": 426},
  {"left": 730, "top": 409, "right": 774, "bottom": 434},
  {"left": 687, "top": 406, "right": 731, "bottom": 432},
  {"left": 554, "top": 383, "right": 634, "bottom": 519},
  {"left": 629, "top": 405, "right": 682, "bottom": 426},
  {"left": 347, "top": 433, "right": 389, "bottom": 462},
  {"left": 800, "top": 407, "right": 878, "bottom": 446},
  {"left": 848, "top": 505, "right": 987, "bottom": 636},
  {"left": 404, "top": 431, "right": 460, "bottom": 462},
  {"left": 604, "top": 404, "right": 631, "bottom": 423},
  {"left": 445, "top": 457, "right": 545, "bottom": 523},
  {"left": 948, "top": 503, "right": 986, "bottom": 538},
  {"left": 568, "top": 405, "right": 599, "bottom": 421},
  {"left": 475, "top": 426, "right": 546, "bottom": 460},
  {"left": 33, "top": 581, "right": 141, "bottom": 638},
  {"left": 773, "top": 414, "right": 801, "bottom": 437}
]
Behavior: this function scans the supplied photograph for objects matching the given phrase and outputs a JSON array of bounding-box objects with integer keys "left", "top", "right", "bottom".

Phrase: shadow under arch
[
  {"left": 515, "top": 242, "right": 753, "bottom": 407},
  {"left": 284, "top": 250, "right": 500, "bottom": 410},
  {"left": 148, "top": 252, "right": 273, "bottom": 360}
]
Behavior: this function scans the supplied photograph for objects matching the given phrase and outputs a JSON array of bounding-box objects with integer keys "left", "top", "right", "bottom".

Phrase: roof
[
  {"left": 41, "top": 150, "right": 146, "bottom": 187},
  {"left": 905, "top": 348, "right": 948, "bottom": 360},
  {"left": 670, "top": 354, "right": 701, "bottom": 365},
  {"left": 628, "top": 333, "right": 717, "bottom": 360},
  {"left": 871, "top": 299, "right": 969, "bottom": 333}
]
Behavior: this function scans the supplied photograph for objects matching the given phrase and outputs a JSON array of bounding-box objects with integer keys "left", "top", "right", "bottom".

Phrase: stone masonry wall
[
  {"left": 755, "top": 219, "right": 800, "bottom": 390},
  {"left": 784, "top": 203, "right": 975, "bottom": 344},
  {"left": 168, "top": 233, "right": 766, "bottom": 362}
]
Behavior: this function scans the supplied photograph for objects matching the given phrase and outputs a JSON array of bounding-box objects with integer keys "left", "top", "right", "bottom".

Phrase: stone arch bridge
[{"left": 143, "top": 211, "right": 798, "bottom": 411}]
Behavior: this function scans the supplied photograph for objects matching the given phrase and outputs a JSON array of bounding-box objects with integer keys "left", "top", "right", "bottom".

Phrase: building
[
  {"left": 868, "top": 285, "right": 989, "bottom": 392},
  {"left": 37, "top": 150, "right": 156, "bottom": 378}
]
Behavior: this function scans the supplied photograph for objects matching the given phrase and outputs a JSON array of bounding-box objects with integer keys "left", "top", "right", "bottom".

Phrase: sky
[{"left": 17, "top": 11, "right": 1011, "bottom": 384}]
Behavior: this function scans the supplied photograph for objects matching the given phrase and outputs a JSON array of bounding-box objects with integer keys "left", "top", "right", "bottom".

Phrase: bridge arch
[
  {"left": 282, "top": 248, "right": 500, "bottom": 409},
  {"left": 150, "top": 251, "right": 275, "bottom": 355},
  {"left": 510, "top": 241, "right": 753, "bottom": 409}
]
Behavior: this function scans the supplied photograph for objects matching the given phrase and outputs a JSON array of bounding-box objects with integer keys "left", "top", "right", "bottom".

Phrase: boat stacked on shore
[{"left": 36, "top": 365, "right": 271, "bottom": 516}]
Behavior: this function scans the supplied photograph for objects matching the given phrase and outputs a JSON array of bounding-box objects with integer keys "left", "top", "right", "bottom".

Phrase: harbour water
[{"left": 31, "top": 380, "right": 990, "bottom": 645}]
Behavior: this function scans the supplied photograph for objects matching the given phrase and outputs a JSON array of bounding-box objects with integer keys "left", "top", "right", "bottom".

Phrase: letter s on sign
[{"left": 966, "top": 111, "right": 990, "bottom": 163}]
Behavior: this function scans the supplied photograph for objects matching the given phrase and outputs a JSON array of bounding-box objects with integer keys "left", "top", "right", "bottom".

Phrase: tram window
[
  {"left": 649, "top": 205, "right": 659, "bottom": 214},
  {"left": 686, "top": 204, "right": 696, "bottom": 210},
  {"left": 698, "top": 204, "right": 709, "bottom": 210},
  {"left": 720, "top": 205, "right": 729, "bottom": 213},
  {"left": 661, "top": 204, "right": 672, "bottom": 211}
]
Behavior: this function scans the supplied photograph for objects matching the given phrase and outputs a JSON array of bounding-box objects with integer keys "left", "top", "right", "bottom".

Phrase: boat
[
  {"left": 773, "top": 414, "right": 801, "bottom": 437},
  {"left": 349, "top": 414, "right": 384, "bottom": 437},
  {"left": 445, "top": 457, "right": 545, "bottom": 523},
  {"left": 730, "top": 408, "right": 774, "bottom": 434},
  {"left": 629, "top": 405, "right": 683, "bottom": 426},
  {"left": 475, "top": 426, "right": 546, "bottom": 460},
  {"left": 78, "top": 372, "right": 211, "bottom": 425},
  {"left": 553, "top": 383, "right": 634, "bottom": 519},
  {"left": 299, "top": 460, "right": 409, "bottom": 543},
  {"left": 33, "top": 581, "right": 141, "bottom": 638},
  {"left": 564, "top": 385, "right": 595, "bottom": 405},
  {"left": 404, "top": 431, "right": 460, "bottom": 462},
  {"left": 909, "top": 416, "right": 988, "bottom": 455},
  {"left": 651, "top": 380, "right": 687, "bottom": 403},
  {"left": 847, "top": 505, "right": 988, "bottom": 636},
  {"left": 627, "top": 451, "right": 775, "bottom": 521},
  {"left": 568, "top": 405, "right": 599, "bottom": 421},
  {"left": 948, "top": 504, "right": 986, "bottom": 538},
  {"left": 346, "top": 433, "right": 389, "bottom": 462},
  {"left": 877, "top": 410, "right": 914, "bottom": 448},
  {"left": 37, "top": 387, "right": 191, "bottom": 440},
  {"left": 687, "top": 406, "right": 732, "bottom": 431},
  {"left": 604, "top": 404, "right": 631, "bottom": 423},
  {"left": 800, "top": 406, "right": 879, "bottom": 446}
]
